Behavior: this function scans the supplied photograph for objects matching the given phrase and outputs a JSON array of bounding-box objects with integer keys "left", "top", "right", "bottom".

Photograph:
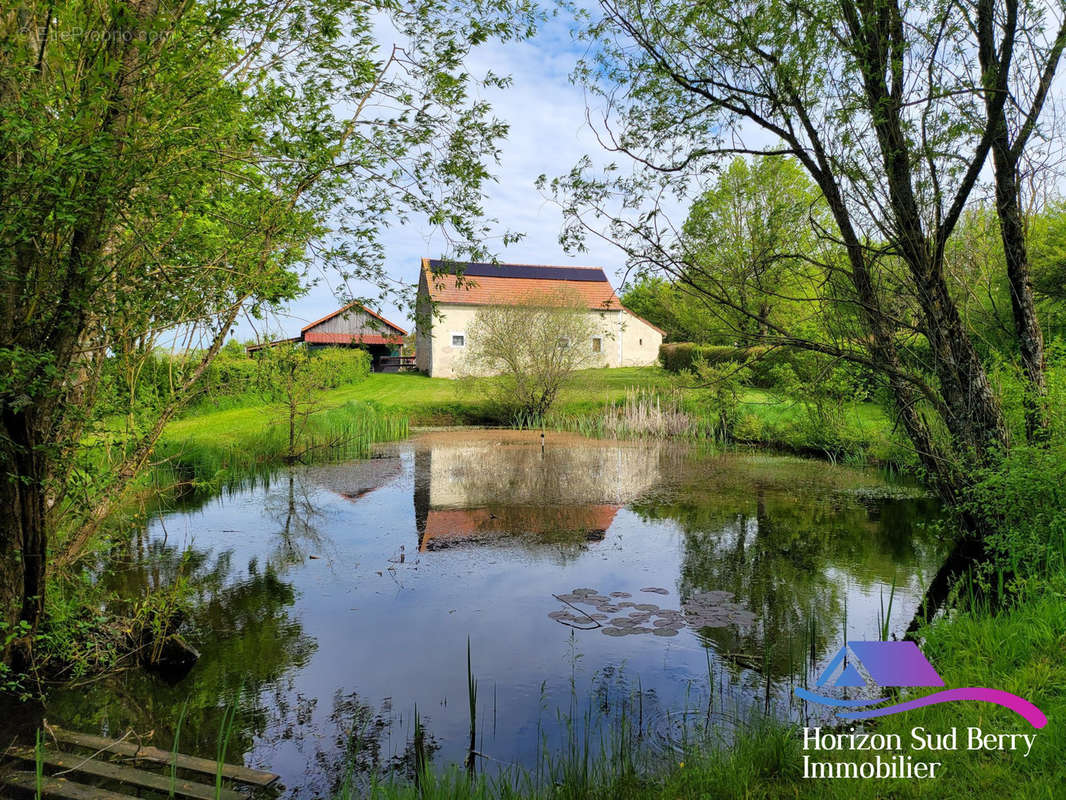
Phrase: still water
[{"left": 48, "top": 430, "right": 942, "bottom": 796}]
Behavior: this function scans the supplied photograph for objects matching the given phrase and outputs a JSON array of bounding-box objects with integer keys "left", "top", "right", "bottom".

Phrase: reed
[
  {"left": 153, "top": 401, "right": 408, "bottom": 497},
  {"left": 214, "top": 699, "right": 238, "bottom": 800},
  {"left": 466, "top": 637, "right": 478, "bottom": 777},
  {"left": 34, "top": 728, "right": 43, "bottom": 800},
  {"left": 878, "top": 577, "right": 897, "bottom": 641},
  {"left": 170, "top": 698, "right": 189, "bottom": 797}
]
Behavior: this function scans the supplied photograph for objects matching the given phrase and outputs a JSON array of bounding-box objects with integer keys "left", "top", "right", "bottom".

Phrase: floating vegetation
[
  {"left": 549, "top": 587, "right": 757, "bottom": 637},
  {"left": 846, "top": 485, "right": 932, "bottom": 502}
]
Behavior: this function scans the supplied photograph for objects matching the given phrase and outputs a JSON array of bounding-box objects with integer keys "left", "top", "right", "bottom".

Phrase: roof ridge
[
  {"left": 423, "top": 259, "right": 609, "bottom": 271},
  {"left": 301, "top": 301, "right": 407, "bottom": 335}
]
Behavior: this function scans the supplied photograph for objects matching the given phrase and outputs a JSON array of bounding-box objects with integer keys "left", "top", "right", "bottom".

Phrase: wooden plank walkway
[{"left": 2, "top": 726, "right": 279, "bottom": 800}]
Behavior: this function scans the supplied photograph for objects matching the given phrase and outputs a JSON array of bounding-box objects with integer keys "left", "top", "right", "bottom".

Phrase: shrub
[
  {"left": 659, "top": 342, "right": 765, "bottom": 372},
  {"left": 660, "top": 342, "right": 876, "bottom": 399},
  {"left": 966, "top": 441, "right": 1066, "bottom": 591},
  {"left": 308, "top": 347, "right": 372, "bottom": 388}
]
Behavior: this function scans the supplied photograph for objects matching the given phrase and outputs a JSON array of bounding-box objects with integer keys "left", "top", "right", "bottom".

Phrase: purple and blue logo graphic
[{"left": 794, "top": 641, "right": 1047, "bottom": 729}]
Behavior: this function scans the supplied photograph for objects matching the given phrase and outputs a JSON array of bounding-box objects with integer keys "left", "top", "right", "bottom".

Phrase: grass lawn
[
  {"left": 164, "top": 366, "right": 902, "bottom": 463},
  {"left": 174, "top": 366, "right": 681, "bottom": 434}
]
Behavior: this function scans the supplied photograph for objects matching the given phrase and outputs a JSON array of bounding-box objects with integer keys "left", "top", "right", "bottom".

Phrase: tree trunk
[
  {"left": 990, "top": 140, "right": 1048, "bottom": 441},
  {"left": 0, "top": 409, "right": 48, "bottom": 671}
]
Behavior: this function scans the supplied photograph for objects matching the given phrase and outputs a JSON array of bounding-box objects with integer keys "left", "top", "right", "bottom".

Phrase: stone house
[{"left": 414, "top": 259, "right": 663, "bottom": 378}]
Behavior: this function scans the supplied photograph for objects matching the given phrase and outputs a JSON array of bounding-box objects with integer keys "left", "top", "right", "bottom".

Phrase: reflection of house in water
[{"left": 411, "top": 432, "right": 666, "bottom": 551}]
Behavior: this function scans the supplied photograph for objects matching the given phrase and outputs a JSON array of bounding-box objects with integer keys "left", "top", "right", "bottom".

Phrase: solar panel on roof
[{"left": 426, "top": 260, "right": 609, "bottom": 282}]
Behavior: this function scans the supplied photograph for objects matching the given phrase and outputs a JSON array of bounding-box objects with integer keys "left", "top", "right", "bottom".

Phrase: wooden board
[
  {"left": 49, "top": 727, "right": 279, "bottom": 787},
  {"left": 2, "top": 771, "right": 141, "bottom": 800},
  {"left": 5, "top": 746, "right": 243, "bottom": 800}
]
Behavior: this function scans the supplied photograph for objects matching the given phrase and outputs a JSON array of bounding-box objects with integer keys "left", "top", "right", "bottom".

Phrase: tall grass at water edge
[
  {"left": 150, "top": 401, "right": 409, "bottom": 496},
  {"left": 357, "top": 584, "right": 1066, "bottom": 800}
]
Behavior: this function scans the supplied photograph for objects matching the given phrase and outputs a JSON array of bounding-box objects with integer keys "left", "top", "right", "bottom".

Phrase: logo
[{"left": 794, "top": 641, "right": 1046, "bottom": 729}]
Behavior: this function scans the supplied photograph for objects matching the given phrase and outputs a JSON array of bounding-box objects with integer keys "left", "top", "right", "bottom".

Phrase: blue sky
[{"left": 233, "top": 11, "right": 625, "bottom": 342}]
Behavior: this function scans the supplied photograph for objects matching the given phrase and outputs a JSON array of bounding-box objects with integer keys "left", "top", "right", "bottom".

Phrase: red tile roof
[
  {"left": 420, "top": 505, "right": 619, "bottom": 551},
  {"left": 422, "top": 258, "right": 621, "bottom": 310},
  {"left": 301, "top": 302, "right": 407, "bottom": 335}
]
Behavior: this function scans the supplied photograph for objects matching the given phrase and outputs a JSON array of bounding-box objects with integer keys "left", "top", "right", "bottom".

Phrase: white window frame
[
  {"left": 557, "top": 337, "right": 572, "bottom": 349},
  {"left": 450, "top": 331, "right": 466, "bottom": 348},
  {"left": 591, "top": 336, "right": 603, "bottom": 353}
]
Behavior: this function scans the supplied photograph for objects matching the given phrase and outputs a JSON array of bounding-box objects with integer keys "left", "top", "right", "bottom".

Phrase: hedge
[{"left": 659, "top": 342, "right": 771, "bottom": 373}]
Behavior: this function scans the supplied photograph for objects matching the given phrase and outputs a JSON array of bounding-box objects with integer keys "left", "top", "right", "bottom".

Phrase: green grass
[
  {"left": 154, "top": 400, "right": 409, "bottom": 495},
  {"left": 177, "top": 367, "right": 679, "bottom": 427},
  {"left": 164, "top": 368, "right": 902, "bottom": 476}
]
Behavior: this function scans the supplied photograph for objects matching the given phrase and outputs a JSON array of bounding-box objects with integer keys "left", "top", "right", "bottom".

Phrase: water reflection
[
  {"left": 43, "top": 432, "right": 941, "bottom": 796},
  {"left": 48, "top": 542, "right": 315, "bottom": 770},
  {"left": 411, "top": 431, "right": 673, "bottom": 551}
]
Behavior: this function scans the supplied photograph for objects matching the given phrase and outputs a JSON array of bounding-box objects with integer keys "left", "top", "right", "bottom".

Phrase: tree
[
  {"left": 257, "top": 343, "right": 333, "bottom": 462},
  {"left": 460, "top": 292, "right": 601, "bottom": 419},
  {"left": 0, "top": 0, "right": 536, "bottom": 670},
  {"left": 544, "top": 0, "right": 1064, "bottom": 519},
  {"left": 976, "top": 1, "right": 1066, "bottom": 439},
  {"left": 681, "top": 156, "right": 833, "bottom": 346}
]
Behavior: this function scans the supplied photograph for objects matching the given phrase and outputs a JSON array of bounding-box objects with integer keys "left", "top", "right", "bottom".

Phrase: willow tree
[
  {"left": 0, "top": 0, "right": 535, "bottom": 670},
  {"left": 545, "top": 0, "right": 1063, "bottom": 513}
]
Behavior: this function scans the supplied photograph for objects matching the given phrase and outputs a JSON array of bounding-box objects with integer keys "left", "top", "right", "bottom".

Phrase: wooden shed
[
  {"left": 248, "top": 303, "right": 409, "bottom": 372},
  {"left": 302, "top": 303, "right": 408, "bottom": 371}
]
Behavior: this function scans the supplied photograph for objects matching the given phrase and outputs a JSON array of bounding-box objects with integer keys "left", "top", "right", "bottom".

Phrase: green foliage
[
  {"left": 155, "top": 401, "right": 408, "bottom": 494},
  {"left": 658, "top": 343, "right": 763, "bottom": 373},
  {"left": 460, "top": 292, "right": 603, "bottom": 420},
  {"left": 0, "top": 0, "right": 540, "bottom": 652},
  {"left": 660, "top": 343, "right": 875, "bottom": 402},
  {"left": 620, "top": 278, "right": 729, "bottom": 344},
  {"left": 100, "top": 344, "right": 374, "bottom": 420},
  {"left": 965, "top": 441, "right": 1066, "bottom": 592}
]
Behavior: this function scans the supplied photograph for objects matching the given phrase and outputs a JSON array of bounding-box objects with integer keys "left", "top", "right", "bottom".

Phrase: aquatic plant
[{"left": 153, "top": 401, "right": 409, "bottom": 497}]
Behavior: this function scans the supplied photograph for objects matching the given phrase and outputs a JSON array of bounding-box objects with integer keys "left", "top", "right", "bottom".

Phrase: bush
[
  {"left": 966, "top": 441, "right": 1066, "bottom": 591},
  {"left": 660, "top": 342, "right": 876, "bottom": 399},
  {"left": 98, "top": 344, "right": 374, "bottom": 419},
  {"left": 308, "top": 347, "right": 372, "bottom": 388},
  {"left": 659, "top": 342, "right": 766, "bottom": 372}
]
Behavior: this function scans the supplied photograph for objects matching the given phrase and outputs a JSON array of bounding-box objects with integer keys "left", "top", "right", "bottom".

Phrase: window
[
  {"left": 591, "top": 336, "right": 602, "bottom": 353},
  {"left": 639, "top": 338, "right": 643, "bottom": 346},
  {"left": 557, "top": 337, "right": 571, "bottom": 349},
  {"left": 451, "top": 332, "right": 465, "bottom": 347}
]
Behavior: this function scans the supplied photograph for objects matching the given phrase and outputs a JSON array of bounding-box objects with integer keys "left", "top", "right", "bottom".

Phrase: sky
[{"left": 233, "top": 10, "right": 625, "bottom": 343}]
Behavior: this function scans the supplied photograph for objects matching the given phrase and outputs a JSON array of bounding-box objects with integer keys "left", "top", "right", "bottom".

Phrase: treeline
[
  {"left": 627, "top": 200, "right": 1066, "bottom": 359},
  {"left": 99, "top": 342, "right": 372, "bottom": 422}
]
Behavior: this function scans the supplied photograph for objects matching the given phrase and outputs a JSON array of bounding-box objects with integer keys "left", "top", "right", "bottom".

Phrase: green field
[{"left": 167, "top": 367, "right": 899, "bottom": 460}]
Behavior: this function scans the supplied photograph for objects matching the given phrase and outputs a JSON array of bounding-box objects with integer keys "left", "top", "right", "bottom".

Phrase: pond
[{"left": 45, "top": 430, "right": 943, "bottom": 796}]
